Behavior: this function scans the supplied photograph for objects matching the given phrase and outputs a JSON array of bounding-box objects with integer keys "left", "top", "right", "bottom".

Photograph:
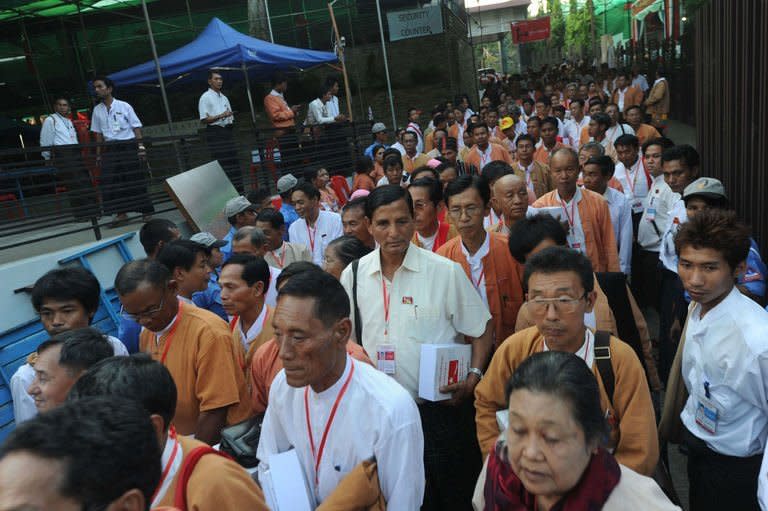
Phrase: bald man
[{"left": 489, "top": 174, "right": 536, "bottom": 235}]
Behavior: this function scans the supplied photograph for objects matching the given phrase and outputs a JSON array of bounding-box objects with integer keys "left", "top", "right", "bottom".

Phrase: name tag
[
  {"left": 567, "top": 229, "right": 586, "bottom": 253},
  {"left": 695, "top": 395, "right": 719, "bottom": 434},
  {"left": 645, "top": 207, "right": 657, "bottom": 222},
  {"left": 632, "top": 200, "right": 644, "bottom": 214},
  {"left": 377, "top": 344, "right": 396, "bottom": 375}
]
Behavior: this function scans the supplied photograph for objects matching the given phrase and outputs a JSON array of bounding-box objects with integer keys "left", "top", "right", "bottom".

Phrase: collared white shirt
[
  {"left": 151, "top": 434, "right": 184, "bottom": 508},
  {"left": 605, "top": 123, "right": 636, "bottom": 143},
  {"left": 238, "top": 303, "right": 268, "bottom": 351},
  {"left": 517, "top": 161, "right": 538, "bottom": 202},
  {"left": 483, "top": 208, "right": 502, "bottom": 229},
  {"left": 40, "top": 113, "right": 78, "bottom": 159},
  {"left": 416, "top": 230, "right": 437, "bottom": 252},
  {"left": 288, "top": 210, "right": 343, "bottom": 265},
  {"left": 460, "top": 233, "right": 491, "bottom": 308},
  {"left": 515, "top": 118, "right": 528, "bottom": 136},
  {"left": 340, "top": 244, "right": 491, "bottom": 398},
  {"left": 475, "top": 144, "right": 493, "bottom": 169},
  {"left": 617, "top": 88, "right": 628, "bottom": 112},
  {"left": 10, "top": 335, "right": 128, "bottom": 425},
  {"left": 681, "top": 287, "right": 768, "bottom": 456},
  {"left": 266, "top": 266, "right": 280, "bottom": 307},
  {"left": 257, "top": 355, "right": 425, "bottom": 509},
  {"left": 659, "top": 199, "right": 687, "bottom": 272},
  {"left": 614, "top": 156, "right": 651, "bottom": 213},
  {"left": 543, "top": 329, "right": 595, "bottom": 369},
  {"left": 198, "top": 88, "right": 233, "bottom": 127},
  {"left": 90, "top": 98, "right": 142, "bottom": 141},
  {"left": 306, "top": 98, "right": 335, "bottom": 126},
  {"left": 327, "top": 95, "right": 340, "bottom": 118},
  {"left": 603, "top": 187, "right": 633, "bottom": 275},
  {"left": 638, "top": 175, "right": 679, "bottom": 251},
  {"left": 555, "top": 188, "right": 587, "bottom": 256}
]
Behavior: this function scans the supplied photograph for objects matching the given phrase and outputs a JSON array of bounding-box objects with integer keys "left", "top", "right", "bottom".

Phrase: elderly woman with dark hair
[
  {"left": 473, "top": 351, "right": 679, "bottom": 511},
  {"left": 322, "top": 235, "right": 373, "bottom": 280}
]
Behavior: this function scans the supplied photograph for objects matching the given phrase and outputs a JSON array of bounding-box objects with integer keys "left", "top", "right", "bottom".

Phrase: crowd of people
[{"left": 6, "top": 62, "right": 768, "bottom": 511}]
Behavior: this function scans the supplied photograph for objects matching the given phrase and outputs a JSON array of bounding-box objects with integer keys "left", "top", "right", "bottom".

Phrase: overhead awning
[{"left": 0, "top": 0, "right": 158, "bottom": 22}]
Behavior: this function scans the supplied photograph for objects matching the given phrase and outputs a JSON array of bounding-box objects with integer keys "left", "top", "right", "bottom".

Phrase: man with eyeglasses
[
  {"left": 474, "top": 246, "right": 659, "bottom": 477},
  {"left": 437, "top": 175, "right": 525, "bottom": 345},
  {"left": 115, "top": 259, "right": 251, "bottom": 444}
]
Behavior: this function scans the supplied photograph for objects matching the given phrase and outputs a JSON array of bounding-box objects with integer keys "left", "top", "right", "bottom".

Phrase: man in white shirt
[
  {"left": 323, "top": 76, "right": 346, "bottom": 122},
  {"left": 257, "top": 270, "right": 424, "bottom": 509},
  {"left": 90, "top": 76, "right": 153, "bottom": 226},
  {"left": 604, "top": 103, "right": 636, "bottom": 143},
  {"left": 10, "top": 267, "right": 129, "bottom": 424},
  {"left": 582, "top": 155, "right": 633, "bottom": 275},
  {"left": 568, "top": 98, "right": 591, "bottom": 150},
  {"left": 288, "top": 181, "right": 343, "bottom": 265},
  {"left": 339, "top": 185, "right": 493, "bottom": 510},
  {"left": 40, "top": 97, "right": 97, "bottom": 220},
  {"left": 613, "top": 134, "right": 651, "bottom": 226},
  {"left": 405, "top": 107, "right": 424, "bottom": 154},
  {"left": 306, "top": 85, "right": 336, "bottom": 127},
  {"left": 673, "top": 209, "right": 768, "bottom": 511},
  {"left": 199, "top": 70, "right": 241, "bottom": 190}
]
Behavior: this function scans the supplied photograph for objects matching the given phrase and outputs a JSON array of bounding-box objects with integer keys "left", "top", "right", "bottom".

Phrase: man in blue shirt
[
  {"left": 220, "top": 196, "right": 258, "bottom": 263},
  {"left": 190, "top": 232, "right": 228, "bottom": 320},
  {"left": 276, "top": 174, "right": 299, "bottom": 240},
  {"left": 364, "top": 122, "right": 390, "bottom": 159}
]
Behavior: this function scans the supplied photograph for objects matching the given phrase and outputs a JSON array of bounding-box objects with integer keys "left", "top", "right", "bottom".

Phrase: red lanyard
[
  {"left": 472, "top": 267, "right": 486, "bottom": 291},
  {"left": 433, "top": 222, "right": 450, "bottom": 252},
  {"left": 626, "top": 159, "right": 651, "bottom": 196},
  {"left": 229, "top": 314, "right": 239, "bottom": 332},
  {"left": 272, "top": 245, "right": 286, "bottom": 268},
  {"left": 559, "top": 196, "right": 577, "bottom": 228},
  {"left": 159, "top": 301, "right": 183, "bottom": 365},
  {"left": 381, "top": 275, "right": 391, "bottom": 336},
  {"left": 150, "top": 426, "right": 179, "bottom": 504},
  {"left": 304, "top": 360, "right": 355, "bottom": 488},
  {"left": 306, "top": 222, "right": 317, "bottom": 252},
  {"left": 479, "top": 146, "right": 491, "bottom": 167}
]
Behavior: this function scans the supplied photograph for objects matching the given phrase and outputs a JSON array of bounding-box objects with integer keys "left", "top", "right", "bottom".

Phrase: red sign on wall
[{"left": 510, "top": 16, "right": 551, "bottom": 44}]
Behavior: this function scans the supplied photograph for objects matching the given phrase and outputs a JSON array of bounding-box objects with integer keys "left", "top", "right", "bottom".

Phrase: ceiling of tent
[{"left": 0, "top": 0, "right": 159, "bottom": 22}]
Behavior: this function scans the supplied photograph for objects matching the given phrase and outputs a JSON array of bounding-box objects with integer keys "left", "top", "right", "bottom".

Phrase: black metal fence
[{"left": 0, "top": 121, "right": 372, "bottom": 250}]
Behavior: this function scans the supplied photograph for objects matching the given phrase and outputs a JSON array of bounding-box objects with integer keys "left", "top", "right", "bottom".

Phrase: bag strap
[
  {"left": 352, "top": 259, "right": 363, "bottom": 345},
  {"left": 594, "top": 330, "right": 615, "bottom": 408},
  {"left": 173, "top": 446, "right": 232, "bottom": 511}
]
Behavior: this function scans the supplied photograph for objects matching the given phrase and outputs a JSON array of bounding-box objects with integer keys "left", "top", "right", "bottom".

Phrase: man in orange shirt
[
  {"left": 532, "top": 148, "right": 620, "bottom": 273},
  {"left": 70, "top": 355, "right": 267, "bottom": 510},
  {"left": 437, "top": 175, "right": 525, "bottom": 345},
  {"left": 408, "top": 177, "right": 458, "bottom": 252},
  {"left": 533, "top": 116, "right": 569, "bottom": 165},
  {"left": 489, "top": 173, "right": 531, "bottom": 235},
  {"left": 115, "top": 259, "right": 251, "bottom": 444},
  {"left": 401, "top": 130, "right": 429, "bottom": 174},
  {"left": 463, "top": 122, "right": 512, "bottom": 174},
  {"left": 624, "top": 105, "right": 661, "bottom": 145},
  {"left": 611, "top": 71, "right": 643, "bottom": 113},
  {"left": 263, "top": 72, "right": 301, "bottom": 170}
]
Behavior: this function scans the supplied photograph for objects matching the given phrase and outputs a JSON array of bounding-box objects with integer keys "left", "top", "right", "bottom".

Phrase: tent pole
[
  {"left": 328, "top": 1, "right": 353, "bottom": 122},
  {"left": 242, "top": 63, "right": 257, "bottom": 126},
  {"left": 141, "top": 0, "right": 174, "bottom": 136},
  {"left": 265, "top": 0, "right": 275, "bottom": 43},
  {"left": 375, "top": 0, "right": 397, "bottom": 131}
]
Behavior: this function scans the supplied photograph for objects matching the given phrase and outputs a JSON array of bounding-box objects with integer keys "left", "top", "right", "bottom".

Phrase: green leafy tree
[
  {"left": 565, "top": 0, "right": 593, "bottom": 57},
  {"left": 547, "top": 0, "right": 566, "bottom": 49}
]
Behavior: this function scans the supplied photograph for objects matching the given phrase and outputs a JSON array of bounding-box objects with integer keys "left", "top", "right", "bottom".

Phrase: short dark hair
[
  {"left": 507, "top": 215, "right": 568, "bottom": 264},
  {"left": 402, "top": 130, "right": 418, "bottom": 142},
  {"left": 303, "top": 167, "right": 323, "bottom": 182},
  {"left": 114, "top": 259, "right": 171, "bottom": 295},
  {"left": 535, "top": 97, "right": 551, "bottom": 107},
  {"left": 570, "top": 98, "right": 585, "bottom": 108},
  {"left": 523, "top": 246, "right": 594, "bottom": 294},
  {"left": 642, "top": 136, "right": 675, "bottom": 154},
  {"left": 383, "top": 154, "right": 403, "bottom": 170},
  {"left": 355, "top": 156, "right": 374, "bottom": 174},
  {"left": 408, "top": 177, "right": 443, "bottom": 206},
  {"left": 222, "top": 253, "right": 271, "bottom": 289},
  {"left": 522, "top": 97, "right": 535, "bottom": 106},
  {"left": 327, "top": 236, "right": 373, "bottom": 267},
  {"left": 31, "top": 267, "right": 100, "bottom": 316},
  {"left": 515, "top": 134, "right": 535, "bottom": 147},
  {"left": 505, "top": 351, "right": 609, "bottom": 446},
  {"left": 278, "top": 269, "right": 350, "bottom": 327},
  {"left": 54, "top": 327, "right": 114, "bottom": 376},
  {"left": 662, "top": 144, "right": 700, "bottom": 168},
  {"left": 541, "top": 116, "right": 559, "bottom": 129},
  {"left": 139, "top": 218, "right": 178, "bottom": 256},
  {"left": 526, "top": 116, "right": 541, "bottom": 127},
  {"left": 481, "top": 160, "right": 513, "bottom": 184},
  {"left": 591, "top": 113, "right": 611, "bottom": 129},
  {"left": 433, "top": 113, "right": 446, "bottom": 125},
  {"left": 271, "top": 71, "right": 288, "bottom": 87},
  {"left": 614, "top": 134, "right": 639, "bottom": 149},
  {"left": 256, "top": 207, "right": 285, "bottom": 229},
  {"left": 444, "top": 175, "right": 491, "bottom": 207},
  {"left": 674, "top": 208, "right": 751, "bottom": 271},
  {"left": 69, "top": 354, "right": 177, "bottom": 431},
  {"left": 470, "top": 122, "right": 489, "bottom": 134},
  {"left": 410, "top": 166, "right": 440, "bottom": 182},
  {"left": 246, "top": 188, "right": 271, "bottom": 206},
  {"left": 444, "top": 137, "right": 458, "bottom": 152},
  {"left": 342, "top": 197, "right": 367, "bottom": 216},
  {"left": 157, "top": 240, "right": 208, "bottom": 273},
  {"left": 584, "top": 155, "right": 616, "bottom": 178},
  {"left": 92, "top": 76, "right": 114, "bottom": 90},
  {"left": 207, "top": 69, "right": 222, "bottom": 80},
  {"left": 276, "top": 261, "right": 322, "bottom": 289},
  {"left": 292, "top": 181, "right": 321, "bottom": 201},
  {"left": 365, "top": 184, "right": 414, "bottom": 219},
  {"left": 624, "top": 105, "right": 643, "bottom": 116},
  {"left": 0, "top": 396, "right": 161, "bottom": 510}
]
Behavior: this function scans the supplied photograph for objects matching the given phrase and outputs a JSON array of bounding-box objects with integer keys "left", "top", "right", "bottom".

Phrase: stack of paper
[
  {"left": 261, "top": 449, "right": 315, "bottom": 511},
  {"left": 418, "top": 344, "right": 472, "bottom": 401}
]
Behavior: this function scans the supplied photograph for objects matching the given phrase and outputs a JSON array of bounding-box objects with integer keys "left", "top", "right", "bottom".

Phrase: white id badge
[
  {"left": 377, "top": 344, "right": 396, "bottom": 375},
  {"left": 645, "top": 207, "right": 657, "bottom": 222},
  {"left": 632, "top": 200, "right": 644, "bottom": 214},
  {"left": 567, "top": 229, "right": 586, "bottom": 253},
  {"left": 695, "top": 395, "right": 719, "bottom": 434}
]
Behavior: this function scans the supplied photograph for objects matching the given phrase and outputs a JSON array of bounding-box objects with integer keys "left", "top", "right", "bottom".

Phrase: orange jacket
[
  {"left": 263, "top": 93, "right": 295, "bottom": 130},
  {"left": 533, "top": 141, "right": 569, "bottom": 165},
  {"left": 463, "top": 142, "right": 512, "bottom": 173},
  {"left": 611, "top": 86, "right": 644, "bottom": 111},
  {"left": 533, "top": 188, "right": 620, "bottom": 273},
  {"left": 437, "top": 232, "right": 525, "bottom": 346}
]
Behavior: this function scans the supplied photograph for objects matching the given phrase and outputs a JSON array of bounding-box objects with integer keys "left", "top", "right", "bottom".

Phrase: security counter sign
[{"left": 387, "top": 5, "right": 444, "bottom": 42}]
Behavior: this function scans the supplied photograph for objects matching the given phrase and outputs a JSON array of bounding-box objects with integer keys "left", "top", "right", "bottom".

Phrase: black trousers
[
  {"left": 631, "top": 248, "right": 663, "bottom": 311},
  {"left": 684, "top": 429, "right": 762, "bottom": 511},
  {"left": 100, "top": 142, "right": 154, "bottom": 215},
  {"left": 206, "top": 125, "right": 241, "bottom": 190},
  {"left": 658, "top": 268, "right": 688, "bottom": 383},
  {"left": 418, "top": 400, "right": 482, "bottom": 511},
  {"left": 52, "top": 147, "right": 99, "bottom": 219}
]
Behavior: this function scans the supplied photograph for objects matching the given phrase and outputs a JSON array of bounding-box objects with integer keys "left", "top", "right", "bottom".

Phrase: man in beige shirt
[{"left": 255, "top": 208, "right": 311, "bottom": 269}]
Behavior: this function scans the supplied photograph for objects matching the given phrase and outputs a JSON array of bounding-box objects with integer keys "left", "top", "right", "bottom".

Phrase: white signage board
[{"left": 387, "top": 5, "right": 444, "bottom": 42}]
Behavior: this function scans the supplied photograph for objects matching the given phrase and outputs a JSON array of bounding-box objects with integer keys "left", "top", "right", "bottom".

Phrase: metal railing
[{"left": 0, "top": 121, "right": 373, "bottom": 250}]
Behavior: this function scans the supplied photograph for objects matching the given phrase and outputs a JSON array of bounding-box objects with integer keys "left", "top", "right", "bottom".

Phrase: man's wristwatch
[{"left": 467, "top": 367, "right": 484, "bottom": 380}]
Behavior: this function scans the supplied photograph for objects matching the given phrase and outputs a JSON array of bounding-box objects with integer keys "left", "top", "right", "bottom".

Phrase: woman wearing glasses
[{"left": 474, "top": 246, "right": 660, "bottom": 478}]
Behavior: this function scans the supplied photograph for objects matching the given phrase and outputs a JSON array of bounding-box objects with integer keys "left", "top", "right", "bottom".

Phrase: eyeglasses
[
  {"left": 527, "top": 294, "right": 587, "bottom": 315},
  {"left": 448, "top": 205, "right": 482, "bottom": 218},
  {"left": 120, "top": 295, "right": 165, "bottom": 321}
]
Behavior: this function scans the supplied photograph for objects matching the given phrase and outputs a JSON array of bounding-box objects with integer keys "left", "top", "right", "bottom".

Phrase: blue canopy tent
[{"left": 108, "top": 17, "right": 339, "bottom": 125}]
